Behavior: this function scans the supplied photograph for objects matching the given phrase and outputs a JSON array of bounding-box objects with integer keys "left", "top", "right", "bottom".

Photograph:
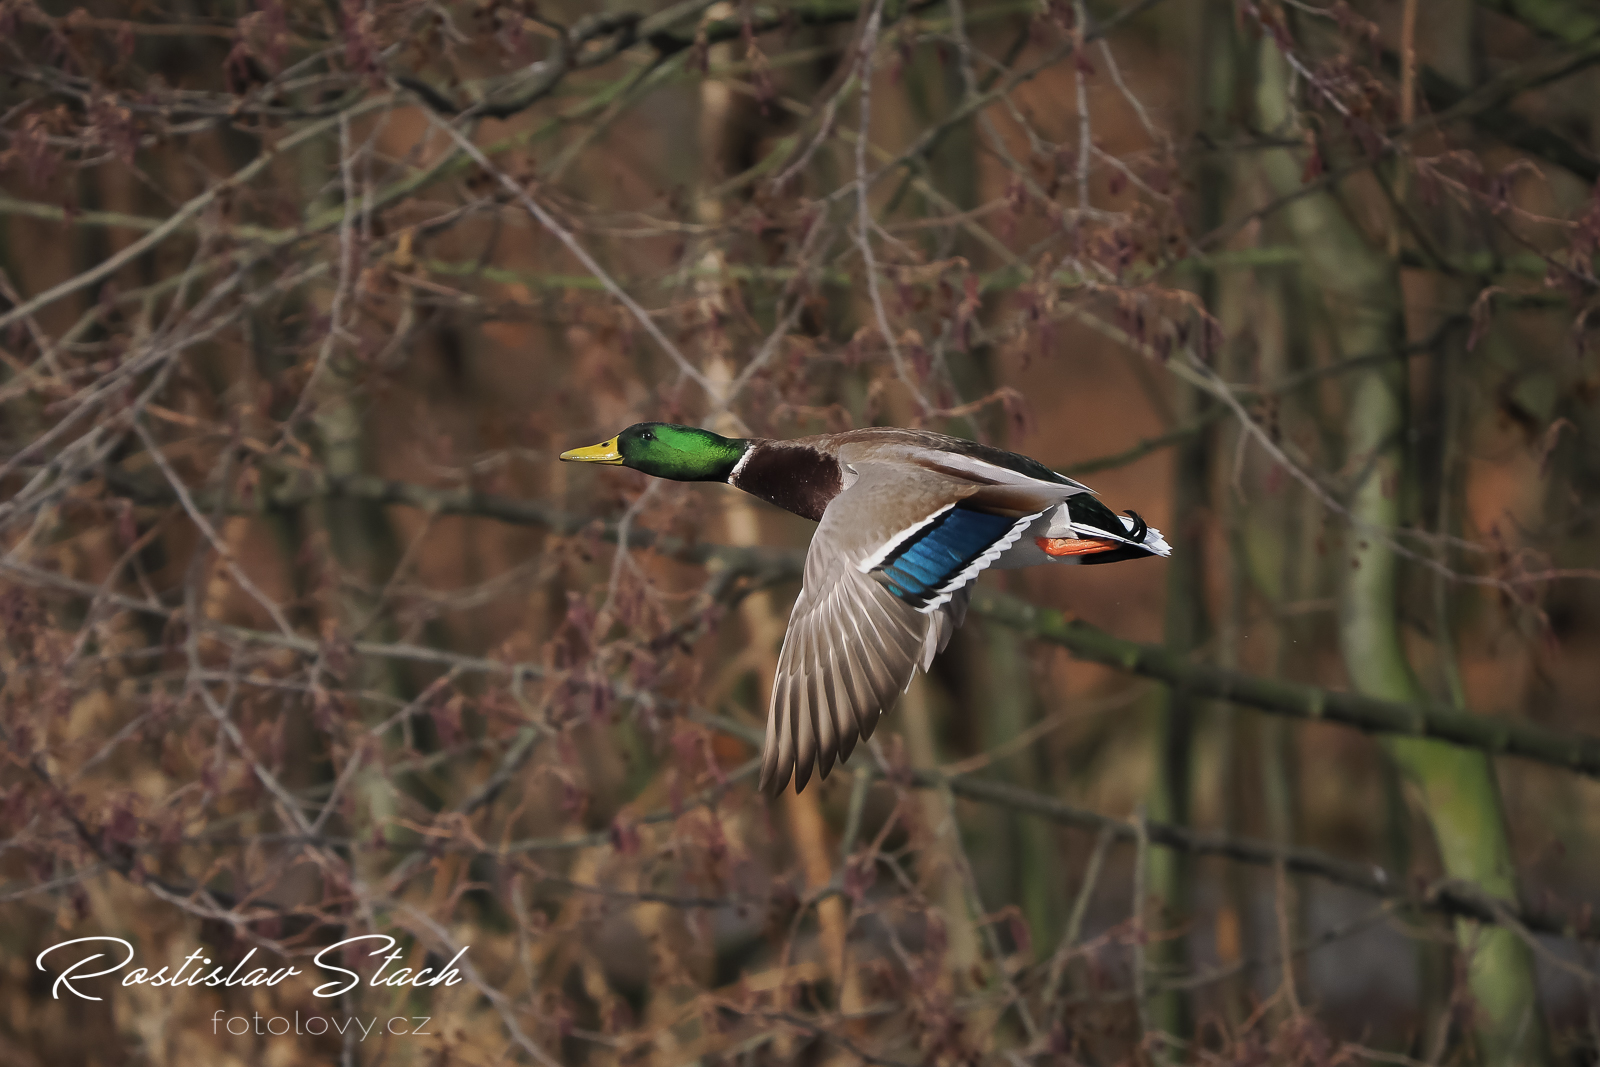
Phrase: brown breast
[{"left": 731, "top": 443, "right": 844, "bottom": 522}]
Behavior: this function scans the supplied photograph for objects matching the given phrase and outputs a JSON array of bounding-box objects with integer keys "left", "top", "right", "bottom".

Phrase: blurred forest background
[{"left": 3, "top": 0, "right": 1600, "bottom": 1064}]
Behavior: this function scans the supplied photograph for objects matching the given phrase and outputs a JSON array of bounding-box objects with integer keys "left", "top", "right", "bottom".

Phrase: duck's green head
[{"left": 560, "top": 423, "right": 748, "bottom": 483}]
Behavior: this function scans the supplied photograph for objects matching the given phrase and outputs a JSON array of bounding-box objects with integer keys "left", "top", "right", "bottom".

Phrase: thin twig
[
  {"left": 852, "top": 0, "right": 933, "bottom": 417},
  {"left": 418, "top": 105, "right": 715, "bottom": 395},
  {"left": 0, "top": 95, "right": 394, "bottom": 332}
]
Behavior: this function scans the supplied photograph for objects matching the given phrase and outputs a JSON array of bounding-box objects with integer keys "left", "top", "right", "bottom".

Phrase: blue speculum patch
[{"left": 874, "top": 508, "right": 1016, "bottom": 606}]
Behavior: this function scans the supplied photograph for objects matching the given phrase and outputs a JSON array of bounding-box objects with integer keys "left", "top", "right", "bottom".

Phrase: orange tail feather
[{"left": 1035, "top": 535, "right": 1120, "bottom": 558}]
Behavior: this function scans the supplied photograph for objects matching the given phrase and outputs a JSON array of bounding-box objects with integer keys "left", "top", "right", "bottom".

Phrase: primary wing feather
[
  {"left": 760, "top": 549, "right": 938, "bottom": 794},
  {"left": 759, "top": 461, "right": 1039, "bottom": 794}
]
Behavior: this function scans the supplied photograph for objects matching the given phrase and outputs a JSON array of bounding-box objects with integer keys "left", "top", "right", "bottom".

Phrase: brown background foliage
[{"left": 2, "top": 0, "right": 1599, "bottom": 1064}]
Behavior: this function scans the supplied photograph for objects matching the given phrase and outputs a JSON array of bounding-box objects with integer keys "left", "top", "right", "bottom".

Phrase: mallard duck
[{"left": 561, "top": 423, "right": 1169, "bottom": 795}]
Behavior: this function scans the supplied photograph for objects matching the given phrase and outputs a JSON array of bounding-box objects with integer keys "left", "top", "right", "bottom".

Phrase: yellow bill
[{"left": 559, "top": 437, "right": 624, "bottom": 464}]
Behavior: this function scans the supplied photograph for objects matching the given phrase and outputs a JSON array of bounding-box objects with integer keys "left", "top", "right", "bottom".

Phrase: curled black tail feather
[{"left": 1123, "top": 510, "right": 1149, "bottom": 542}]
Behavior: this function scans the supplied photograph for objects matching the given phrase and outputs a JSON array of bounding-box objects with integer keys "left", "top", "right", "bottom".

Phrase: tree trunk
[
  {"left": 1147, "top": 0, "right": 1237, "bottom": 1036},
  {"left": 1255, "top": 37, "right": 1549, "bottom": 1066}
]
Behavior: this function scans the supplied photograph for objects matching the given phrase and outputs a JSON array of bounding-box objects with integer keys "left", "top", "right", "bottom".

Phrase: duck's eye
[{"left": 640, "top": 431, "right": 654, "bottom": 441}]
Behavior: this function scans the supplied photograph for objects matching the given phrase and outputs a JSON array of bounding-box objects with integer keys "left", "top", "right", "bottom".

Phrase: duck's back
[{"left": 813, "top": 427, "right": 1089, "bottom": 493}]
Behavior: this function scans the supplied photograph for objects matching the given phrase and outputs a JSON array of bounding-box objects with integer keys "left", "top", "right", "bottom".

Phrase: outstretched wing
[{"left": 758, "top": 464, "right": 1042, "bottom": 794}]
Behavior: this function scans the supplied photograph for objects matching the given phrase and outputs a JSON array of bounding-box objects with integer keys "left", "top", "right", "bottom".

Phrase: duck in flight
[{"left": 561, "top": 423, "right": 1169, "bottom": 795}]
